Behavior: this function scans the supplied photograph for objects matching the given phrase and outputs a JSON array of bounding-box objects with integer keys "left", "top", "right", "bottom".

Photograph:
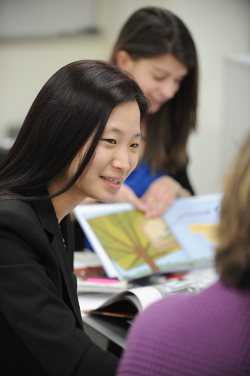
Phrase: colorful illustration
[
  {"left": 88, "top": 210, "right": 181, "bottom": 273},
  {"left": 188, "top": 223, "right": 218, "bottom": 243},
  {"left": 74, "top": 193, "right": 222, "bottom": 280}
]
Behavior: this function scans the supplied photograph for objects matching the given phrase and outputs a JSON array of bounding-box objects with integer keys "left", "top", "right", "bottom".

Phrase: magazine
[
  {"left": 74, "top": 193, "right": 222, "bottom": 281},
  {"left": 82, "top": 268, "right": 218, "bottom": 319}
]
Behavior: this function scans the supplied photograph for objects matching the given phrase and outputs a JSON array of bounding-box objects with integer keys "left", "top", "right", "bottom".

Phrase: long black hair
[{"left": 0, "top": 60, "right": 148, "bottom": 199}]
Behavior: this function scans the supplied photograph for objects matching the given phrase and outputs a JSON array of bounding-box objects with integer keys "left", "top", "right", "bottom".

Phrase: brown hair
[
  {"left": 111, "top": 6, "right": 199, "bottom": 173},
  {"left": 215, "top": 133, "right": 250, "bottom": 288}
]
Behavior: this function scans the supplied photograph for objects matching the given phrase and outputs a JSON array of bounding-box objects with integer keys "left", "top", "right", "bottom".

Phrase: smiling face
[
  {"left": 116, "top": 52, "right": 188, "bottom": 114},
  {"left": 66, "top": 101, "right": 141, "bottom": 203}
]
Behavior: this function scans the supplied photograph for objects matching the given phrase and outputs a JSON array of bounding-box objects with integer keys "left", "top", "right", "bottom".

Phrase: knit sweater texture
[{"left": 117, "top": 281, "right": 250, "bottom": 376}]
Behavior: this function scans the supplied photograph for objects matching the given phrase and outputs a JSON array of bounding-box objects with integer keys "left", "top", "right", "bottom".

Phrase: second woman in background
[
  {"left": 77, "top": 6, "right": 199, "bottom": 250},
  {"left": 109, "top": 6, "right": 199, "bottom": 217}
]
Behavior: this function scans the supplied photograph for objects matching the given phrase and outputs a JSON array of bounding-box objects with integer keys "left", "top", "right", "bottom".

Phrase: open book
[
  {"left": 74, "top": 193, "right": 222, "bottom": 281},
  {"left": 82, "top": 268, "right": 218, "bottom": 320}
]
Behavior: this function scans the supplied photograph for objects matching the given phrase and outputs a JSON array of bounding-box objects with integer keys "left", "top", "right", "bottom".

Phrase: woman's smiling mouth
[{"left": 101, "top": 176, "right": 123, "bottom": 190}]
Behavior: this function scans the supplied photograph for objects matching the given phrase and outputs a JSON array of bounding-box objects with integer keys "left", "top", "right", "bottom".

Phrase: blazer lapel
[{"left": 32, "top": 199, "right": 83, "bottom": 328}]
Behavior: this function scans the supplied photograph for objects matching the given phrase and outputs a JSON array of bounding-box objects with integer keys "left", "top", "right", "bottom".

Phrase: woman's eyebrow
[
  {"left": 152, "top": 66, "right": 186, "bottom": 78},
  {"left": 152, "top": 66, "right": 168, "bottom": 74},
  {"left": 106, "top": 126, "right": 142, "bottom": 138}
]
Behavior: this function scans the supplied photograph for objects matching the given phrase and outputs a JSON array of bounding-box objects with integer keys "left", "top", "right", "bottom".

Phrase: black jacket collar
[{"left": 31, "top": 198, "right": 83, "bottom": 327}]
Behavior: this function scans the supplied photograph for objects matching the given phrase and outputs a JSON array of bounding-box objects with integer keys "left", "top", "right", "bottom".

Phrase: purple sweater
[{"left": 117, "top": 281, "right": 250, "bottom": 376}]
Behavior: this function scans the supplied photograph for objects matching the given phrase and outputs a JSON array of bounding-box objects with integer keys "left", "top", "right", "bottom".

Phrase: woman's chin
[
  {"left": 94, "top": 191, "right": 119, "bottom": 204},
  {"left": 148, "top": 102, "right": 162, "bottom": 114}
]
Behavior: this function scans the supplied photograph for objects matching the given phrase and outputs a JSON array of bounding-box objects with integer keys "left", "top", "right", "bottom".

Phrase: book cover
[{"left": 74, "top": 193, "right": 222, "bottom": 281}]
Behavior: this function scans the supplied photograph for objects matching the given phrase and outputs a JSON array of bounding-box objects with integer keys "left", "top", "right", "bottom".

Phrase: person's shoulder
[
  {"left": 0, "top": 199, "right": 37, "bottom": 228},
  {"left": 145, "top": 290, "right": 190, "bottom": 318},
  {"left": 0, "top": 198, "right": 33, "bottom": 215},
  {"left": 129, "top": 292, "right": 186, "bottom": 338}
]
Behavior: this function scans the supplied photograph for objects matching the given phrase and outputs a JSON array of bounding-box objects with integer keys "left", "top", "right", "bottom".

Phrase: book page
[
  {"left": 128, "top": 286, "right": 163, "bottom": 311},
  {"left": 74, "top": 204, "right": 188, "bottom": 280},
  {"left": 83, "top": 285, "right": 163, "bottom": 319},
  {"left": 82, "top": 267, "right": 218, "bottom": 319},
  {"left": 164, "top": 193, "right": 222, "bottom": 263},
  {"left": 74, "top": 203, "right": 134, "bottom": 279},
  {"left": 74, "top": 194, "right": 222, "bottom": 281}
]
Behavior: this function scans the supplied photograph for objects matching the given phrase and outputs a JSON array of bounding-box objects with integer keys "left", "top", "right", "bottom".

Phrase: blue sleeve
[{"left": 125, "top": 162, "right": 166, "bottom": 198}]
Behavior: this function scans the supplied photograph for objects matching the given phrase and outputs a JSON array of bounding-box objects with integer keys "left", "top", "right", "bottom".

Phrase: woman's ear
[{"left": 115, "top": 50, "right": 134, "bottom": 72}]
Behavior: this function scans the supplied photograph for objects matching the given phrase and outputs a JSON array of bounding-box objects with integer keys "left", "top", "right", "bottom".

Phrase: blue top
[{"left": 125, "top": 162, "right": 166, "bottom": 197}]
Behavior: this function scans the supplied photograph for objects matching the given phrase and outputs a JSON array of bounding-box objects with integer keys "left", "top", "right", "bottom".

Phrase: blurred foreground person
[{"left": 117, "top": 133, "right": 250, "bottom": 376}]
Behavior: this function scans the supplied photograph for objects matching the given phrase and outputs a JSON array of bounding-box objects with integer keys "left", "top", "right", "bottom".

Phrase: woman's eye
[
  {"left": 102, "top": 138, "right": 116, "bottom": 144},
  {"left": 130, "top": 143, "right": 140, "bottom": 149},
  {"left": 153, "top": 76, "right": 165, "bottom": 81}
]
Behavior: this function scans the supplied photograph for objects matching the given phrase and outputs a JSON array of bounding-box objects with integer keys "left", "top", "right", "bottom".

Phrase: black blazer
[{"left": 0, "top": 198, "right": 118, "bottom": 376}]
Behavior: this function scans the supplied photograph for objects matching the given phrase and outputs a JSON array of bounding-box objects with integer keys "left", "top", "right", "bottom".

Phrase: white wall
[
  {"left": 220, "top": 54, "right": 250, "bottom": 173},
  {"left": 166, "top": 0, "right": 250, "bottom": 194},
  {"left": 0, "top": 0, "right": 249, "bottom": 194}
]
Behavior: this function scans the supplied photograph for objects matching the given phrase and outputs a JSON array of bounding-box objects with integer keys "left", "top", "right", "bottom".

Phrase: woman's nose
[{"left": 111, "top": 152, "right": 131, "bottom": 172}]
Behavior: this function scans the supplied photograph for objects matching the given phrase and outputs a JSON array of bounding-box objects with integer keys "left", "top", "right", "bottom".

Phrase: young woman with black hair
[{"left": 0, "top": 59, "right": 148, "bottom": 376}]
